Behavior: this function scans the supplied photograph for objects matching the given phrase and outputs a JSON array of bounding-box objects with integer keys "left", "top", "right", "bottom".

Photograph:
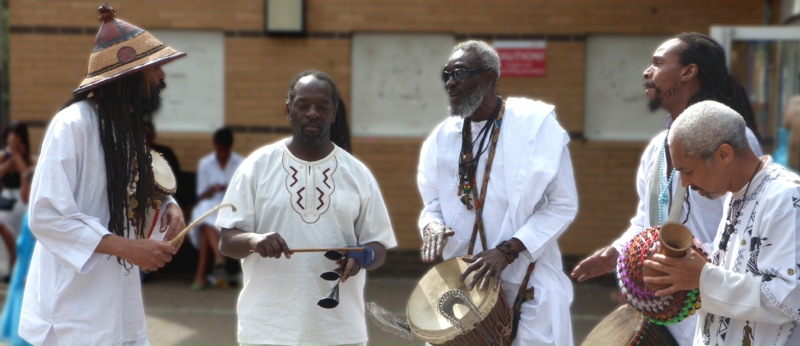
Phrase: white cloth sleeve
[
  {"left": 417, "top": 124, "right": 445, "bottom": 235},
  {"left": 195, "top": 157, "right": 210, "bottom": 197},
  {"left": 611, "top": 144, "right": 652, "bottom": 252},
  {"left": 216, "top": 158, "right": 256, "bottom": 232},
  {"left": 510, "top": 119, "right": 578, "bottom": 260},
  {"left": 354, "top": 176, "right": 397, "bottom": 249},
  {"left": 28, "top": 119, "right": 108, "bottom": 273}
]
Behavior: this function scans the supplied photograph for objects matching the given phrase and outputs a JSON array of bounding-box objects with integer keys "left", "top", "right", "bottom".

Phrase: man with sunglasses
[{"left": 417, "top": 40, "right": 578, "bottom": 345}]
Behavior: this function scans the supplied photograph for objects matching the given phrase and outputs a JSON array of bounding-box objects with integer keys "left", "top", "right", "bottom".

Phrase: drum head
[
  {"left": 151, "top": 150, "right": 177, "bottom": 195},
  {"left": 406, "top": 257, "right": 501, "bottom": 344},
  {"left": 582, "top": 304, "right": 641, "bottom": 346}
]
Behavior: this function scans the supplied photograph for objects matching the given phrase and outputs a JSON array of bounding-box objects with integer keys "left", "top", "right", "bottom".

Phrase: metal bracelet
[{"left": 497, "top": 240, "right": 518, "bottom": 264}]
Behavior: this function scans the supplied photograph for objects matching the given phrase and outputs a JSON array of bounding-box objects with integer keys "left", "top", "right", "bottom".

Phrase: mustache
[
  {"left": 158, "top": 80, "right": 166, "bottom": 90},
  {"left": 643, "top": 82, "right": 656, "bottom": 89}
]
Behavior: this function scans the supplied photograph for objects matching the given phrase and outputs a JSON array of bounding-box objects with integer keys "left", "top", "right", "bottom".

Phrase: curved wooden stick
[{"left": 170, "top": 203, "right": 237, "bottom": 246}]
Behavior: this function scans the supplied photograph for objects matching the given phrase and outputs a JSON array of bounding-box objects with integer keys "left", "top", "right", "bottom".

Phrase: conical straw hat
[{"left": 74, "top": 4, "right": 186, "bottom": 94}]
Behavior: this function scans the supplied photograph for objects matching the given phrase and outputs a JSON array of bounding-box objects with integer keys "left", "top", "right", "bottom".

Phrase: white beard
[{"left": 448, "top": 86, "right": 485, "bottom": 118}]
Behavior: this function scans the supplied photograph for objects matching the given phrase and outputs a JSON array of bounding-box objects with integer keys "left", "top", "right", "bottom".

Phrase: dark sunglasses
[{"left": 441, "top": 68, "right": 488, "bottom": 83}]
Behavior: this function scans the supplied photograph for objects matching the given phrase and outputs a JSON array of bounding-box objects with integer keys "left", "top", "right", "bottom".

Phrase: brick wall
[{"left": 8, "top": 0, "right": 777, "bottom": 256}]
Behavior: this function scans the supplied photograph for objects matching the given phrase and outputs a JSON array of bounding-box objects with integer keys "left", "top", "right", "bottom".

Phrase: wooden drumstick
[
  {"left": 247, "top": 247, "right": 365, "bottom": 253},
  {"left": 169, "top": 203, "right": 237, "bottom": 246},
  {"left": 289, "top": 247, "right": 365, "bottom": 253}
]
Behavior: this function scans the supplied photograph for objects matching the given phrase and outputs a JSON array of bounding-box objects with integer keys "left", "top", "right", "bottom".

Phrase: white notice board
[
  {"left": 584, "top": 35, "right": 671, "bottom": 140},
  {"left": 150, "top": 30, "right": 225, "bottom": 133},
  {"left": 351, "top": 33, "right": 454, "bottom": 137}
]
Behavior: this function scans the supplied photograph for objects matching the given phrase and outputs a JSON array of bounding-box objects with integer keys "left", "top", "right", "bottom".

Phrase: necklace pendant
[{"left": 460, "top": 194, "right": 473, "bottom": 210}]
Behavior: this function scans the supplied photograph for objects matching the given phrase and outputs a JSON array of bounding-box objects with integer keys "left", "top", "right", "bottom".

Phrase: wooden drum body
[
  {"left": 407, "top": 257, "right": 512, "bottom": 346},
  {"left": 582, "top": 304, "right": 677, "bottom": 346}
]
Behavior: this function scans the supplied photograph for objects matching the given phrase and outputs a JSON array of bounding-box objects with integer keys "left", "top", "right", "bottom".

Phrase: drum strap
[
  {"left": 461, "top": 98, "right": 506, "bottom": 255},
  {"left": 510, "top": 262, "right": 536, "bottom": 341}
]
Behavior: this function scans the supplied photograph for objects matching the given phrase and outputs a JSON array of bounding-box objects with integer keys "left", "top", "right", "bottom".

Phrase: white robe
[
  {"left": 418, "top": 97, "right": 578, "bottom": 345},
  {"left": 695, "top": 157, "right": 800, "bottom": 346},
  {"left": 611, "top": 117, "right": 761, "bottom": 345},
  {"left": 189, "top": 151, "right": 243, "bottom": 248},
  {"left": 20, "top": 100, "right": 175, "bottom": 345},
  {"left": 215, "top": 141, "right": 397, "bottom": 345}
]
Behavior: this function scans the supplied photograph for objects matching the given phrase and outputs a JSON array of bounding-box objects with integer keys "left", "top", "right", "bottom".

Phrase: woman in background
[{"left": 0, "top": 122, "right": 34, "bottom": 279}]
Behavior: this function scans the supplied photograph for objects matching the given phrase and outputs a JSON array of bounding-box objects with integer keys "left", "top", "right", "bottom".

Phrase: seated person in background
[{"left": 190, "top": 127, "right": 244, "bottom": 289}]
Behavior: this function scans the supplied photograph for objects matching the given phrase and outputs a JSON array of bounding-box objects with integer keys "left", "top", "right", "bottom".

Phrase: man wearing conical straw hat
[
  {"left": 644, "top": 100, "right": 800, "bottom": 345},
  {"left": 19, "top": 4, "right": 186, "bottom": 345}
]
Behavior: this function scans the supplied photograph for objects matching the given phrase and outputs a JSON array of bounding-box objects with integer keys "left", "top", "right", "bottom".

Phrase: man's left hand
[
  {"left": 160, "top": 203, "right": 186, "bottom": 247},
  {"left": 338, "top": 258, "right": 360, "bottom": 283},
  {"left": 460, "top": 249, "right": 509, "bottom": 291}
]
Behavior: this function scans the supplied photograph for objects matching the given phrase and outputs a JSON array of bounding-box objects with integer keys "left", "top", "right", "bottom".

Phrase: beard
[
  {"left": 141, "top": 80, "right": 166, "bottom": 113},
  {"left": 648, "top": 90, "right": 662, "bottom": 111},
  {"left": 648, "top": 84, "right": 679, "bottom": 112},
  {"left": 448, "top": 84, "right": 486, "bottom": 118}
]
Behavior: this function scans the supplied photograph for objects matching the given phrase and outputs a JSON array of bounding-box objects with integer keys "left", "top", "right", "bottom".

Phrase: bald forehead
[
  {"left": 294, "top": 75, "right": 331, "bottom": 95},
  {"left": 446, "top": 49, "right": 480, "bottom": 68},
  {"left": 654, "top": 38, "right": 685, "bottom": 58}
]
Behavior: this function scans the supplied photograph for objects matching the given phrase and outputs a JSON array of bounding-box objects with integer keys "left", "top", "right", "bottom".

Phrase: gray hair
[
  {"left": 453, "top": 40, "right": 501, "bottom": 81},
  {"left": 668, "top": 100, "right": 748, "bottom": 161}
]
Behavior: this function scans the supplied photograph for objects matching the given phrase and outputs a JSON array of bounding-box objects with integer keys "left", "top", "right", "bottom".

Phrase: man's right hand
[
  {"left": 570, "top": 246, "right": 619, "bottom": 283},
  {"left": 128, "top": 239, "right": 178, "bottom": 272},
  {"left": 96, "top": 237, "right": 178, "bottom": 273},
  {"left": 251, "top": 232, "right": 291, "bottom": 259},
  {"left": 421, "top": 222, "right": 455, "bottom": 263}
]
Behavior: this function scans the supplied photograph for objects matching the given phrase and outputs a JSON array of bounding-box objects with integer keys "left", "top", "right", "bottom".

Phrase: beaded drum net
[{"left": 617, "top": 226, "right": 708, "bottom": 325}]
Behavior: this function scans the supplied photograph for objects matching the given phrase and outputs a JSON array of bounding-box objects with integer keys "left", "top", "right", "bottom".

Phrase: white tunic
[
  {"left": 20, "top": 100, "right": 174, "bottom": 345},
  {"left": 695, "top": 157, "right": 800, "bottom": 346},
  {"left": 188, "top": 151, "right": 243, "bottom": 248},
  {"left": 417, "top": 97, "right": 578, "bottom": 345},
  {"left": 611, "top": 118, "right": 761, "bottom": 345},
  {"left": 215, "top": 141, "right": 397, "bottom": 345}
]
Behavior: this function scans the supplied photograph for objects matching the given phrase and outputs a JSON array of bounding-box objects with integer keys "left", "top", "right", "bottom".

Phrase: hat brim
[{"left": 73, "top": 47, "right": 186, "bottom": 95}]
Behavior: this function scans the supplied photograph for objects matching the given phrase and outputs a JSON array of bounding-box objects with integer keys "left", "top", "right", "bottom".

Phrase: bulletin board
[
  {"left": 584, "top": 35, "right": 671, "bottom": 140},
  {"left": 150, "top": 30, "right": 225, "bottom": 133},
  {"left": 351, "top": 33, "right": 455, "bottom": 137}
]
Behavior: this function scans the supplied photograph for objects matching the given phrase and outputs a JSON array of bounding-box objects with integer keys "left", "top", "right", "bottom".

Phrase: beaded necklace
[
  {"left": 458, "top": 97, "right": 505, "bottom": 255},
  {"left": 719, "top": 159, "right": 763, "bottom": 253},
  {"left": 657, "top": 139, "right": 676, "bottom": 226}
]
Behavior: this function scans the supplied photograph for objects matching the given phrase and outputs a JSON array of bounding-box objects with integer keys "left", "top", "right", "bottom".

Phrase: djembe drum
[
  {"left": 145, "top": 150, "right": 177, "bottom": 240},
  {"left": 581, "top": 304, "right": 677, "bottom": 346},
  {"left": 406, "top": 257, "right": 513, "bottom": 346},
  {"left": 150, "top": 150, "right": 177, "bottom": 200}
]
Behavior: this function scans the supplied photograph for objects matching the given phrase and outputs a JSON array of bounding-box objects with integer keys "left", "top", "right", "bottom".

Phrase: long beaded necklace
[
  {"left": 457, "top": 96, "right": 505, "bottom": 254},
  {"left": 657, "top": 139, "right": 676, "bottom": 226},
  {"left": 719, "top": 159, "right": 763, "bottom": 253}
]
